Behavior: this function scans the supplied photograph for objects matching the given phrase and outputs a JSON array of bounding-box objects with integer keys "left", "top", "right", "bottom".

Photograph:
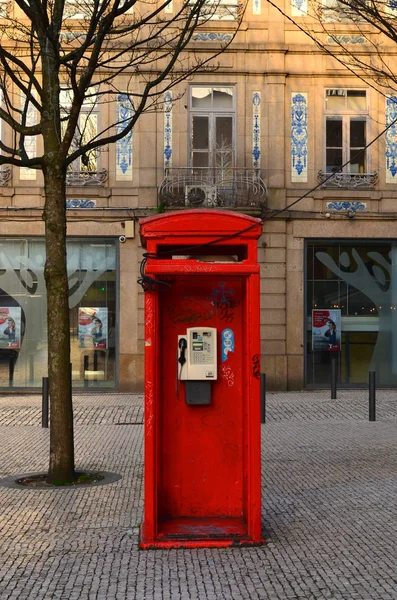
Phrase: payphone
[{"left": 177, "top": 327, "right": 217, "bottom": 404}]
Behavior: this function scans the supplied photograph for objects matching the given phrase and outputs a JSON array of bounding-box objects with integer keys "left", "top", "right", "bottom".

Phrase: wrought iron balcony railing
[
  {"left": 317, "top": 170, "right": 378, "bottom": 190},
  {"left": 0, "top": 166, "right": 11, "bottom": 186},
  {"left": 159, "top": 167, "right": 268, "bottom": 214},
  {"left": 66, "top": 168, "right": 108, "bottom": 186}
]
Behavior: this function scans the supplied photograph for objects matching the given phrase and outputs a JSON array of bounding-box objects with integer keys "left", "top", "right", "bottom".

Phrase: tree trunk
[{"left": 43, "top": 165, "right": 75, "bottom": 484}]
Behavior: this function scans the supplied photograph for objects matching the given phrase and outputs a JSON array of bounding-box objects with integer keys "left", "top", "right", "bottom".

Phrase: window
[
  {"left": 189, "top": 86, "right": 235, "bottom": 175},
  {"left": 64, "top": 0, "right": 133, "bottom": 19},
  {"left": 60, "top": 90, "right": 100, "bottom": 175},
  {"left": 325, "top": 89, "right": 368, "bottom": 174},
  {"left": 189, "top": 0, "right": 240, "bottom": 21},
  {"left": 321, "top": 0, "right": 368, "bottom": 23},
  {"left": 0, "top": 91, "right": 11, "bottom": 186},
  {"left": 0, "top": 0, "right": 10, "bottom": 17},
  {"left": 64, "top": 0, "right": 94, "bottom": 19}
]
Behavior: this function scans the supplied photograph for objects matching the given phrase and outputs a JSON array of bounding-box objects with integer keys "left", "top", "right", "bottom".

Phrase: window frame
[
  {"left": 188, "top": 0, "right": 240, "bottom": 21},
  {"left": 324, "top": 88, "right": 369, "bottom": 174},
  {"left": 188, "top": 85, "right": 236, "bottom": 171},
  {"left": 0, "top": 0, "right": 10, "bottom": 18},
  {"left": 320, "top": 0, "right": 369, "bottom": 23},
  {"left": 60, "top": 90, "right": 101, "bottom": 174}
]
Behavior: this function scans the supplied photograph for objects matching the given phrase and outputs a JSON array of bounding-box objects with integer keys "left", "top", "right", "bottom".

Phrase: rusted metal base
[{"left": 139, "top": 519, "right": 264, "bottom": 549}]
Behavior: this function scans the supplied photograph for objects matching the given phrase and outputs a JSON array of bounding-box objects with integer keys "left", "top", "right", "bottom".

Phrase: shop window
[
  {"left": 324, "top": 89, "right": 368, "bottom": 174},
  {"left": 189, "top": 86, "right": 235, "bottom": 178},
  {"left": 0, "top": 239, "right": 117, "bottom": 390},
  {"left": 305, "top": 241, "right": 397, "bottom": 387}
]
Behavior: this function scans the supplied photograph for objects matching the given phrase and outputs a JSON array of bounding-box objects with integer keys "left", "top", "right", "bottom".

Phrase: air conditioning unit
[{"left": 185, "top": 185, "right": 217, "bottom": 207}]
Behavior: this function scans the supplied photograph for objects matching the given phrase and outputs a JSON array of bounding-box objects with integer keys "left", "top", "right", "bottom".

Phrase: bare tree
[
  {"left": 0, "top": 0, "right": 245, "bottom": 484},
  {"left": 265, "top": 0, "right": 397, "bottom": 99}
]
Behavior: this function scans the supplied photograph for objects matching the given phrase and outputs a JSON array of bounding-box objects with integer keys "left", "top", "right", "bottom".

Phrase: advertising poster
[
  {"left": 312, "top": 309, "right": 341, "bottom": 351},
  {"left": 79, "top": 307, "right": 108, "bottom": 349},
  {"left": 0, "top": 307, "right": 22, "bottom": 349}
]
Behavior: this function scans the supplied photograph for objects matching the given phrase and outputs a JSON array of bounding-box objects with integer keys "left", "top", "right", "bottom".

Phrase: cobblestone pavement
[{"left": 0, "top": 390, "right": 396, "bottom": 599}]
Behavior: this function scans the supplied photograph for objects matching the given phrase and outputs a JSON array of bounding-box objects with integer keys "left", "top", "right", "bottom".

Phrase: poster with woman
[
  {"left": 312, "top": 309, "right": 341, "bottom": 351},
  {"left": 78, "top": 307, "right": 108, "bottom": 349},
  {"left": 0, "top": 307, "right": 22, "bottom": 349}
]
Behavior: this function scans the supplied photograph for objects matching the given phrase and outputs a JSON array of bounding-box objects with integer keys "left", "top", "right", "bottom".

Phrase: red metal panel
[
  {"left": 158, "top": 276, "right": 244, "bottom": 519},
  {"left": 141, "top": 289, "right": 158, "bottom": 543},
  {"left": 245, "top": 271, "right": 262, "bottom": 542},
  {"left": 145, "top": 263, "right": 260, "bottom": 276}
]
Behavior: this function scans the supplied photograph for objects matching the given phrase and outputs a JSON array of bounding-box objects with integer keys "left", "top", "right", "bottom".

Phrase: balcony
[
  {"left": 66, "top": 168, "right": 108, "bottom": 186},
  {"left": 159, "top": 168, "right": 268, "bottom": 216},
  {"left": 317, "top": 171, "right": 378, "bottom": 190}
]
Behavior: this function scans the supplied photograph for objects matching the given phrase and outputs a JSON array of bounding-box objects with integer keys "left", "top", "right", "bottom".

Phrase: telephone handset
[
  {"left": 178, "top": 327, "right": 217, "bottom": 381},
  {"left": 178, "top": 338, "right": 187, "bottom": 366}
]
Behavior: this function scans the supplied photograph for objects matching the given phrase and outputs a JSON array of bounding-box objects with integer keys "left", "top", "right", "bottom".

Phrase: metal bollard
[
  {"left": 261, "top": 373, "right": 266, "bottom": 424},
  {"left": 84, "top": 355, "right": 89, "bottom": 388},
  {"left": 42, "top": 376, "right": 49, "bottom": 428},
  {"left": 331, "top": 354, "right": 337, "bottom": 400},
  {"left": 29, "top": 354, "right": 35, "bottom": 382},
  {"left": 369, "top": 370, "right": 376, "bottom": 422},
  {"left": 9, "top": 355, "right": 15, "bottom": 386}
]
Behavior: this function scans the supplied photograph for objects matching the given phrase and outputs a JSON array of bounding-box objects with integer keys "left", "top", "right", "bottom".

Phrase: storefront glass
[
  {"left": 0, "top": 238, "right": 117, "bottom": 390},
  {"left": 306, "top": 240, "right": 397, "bottom": 387}
]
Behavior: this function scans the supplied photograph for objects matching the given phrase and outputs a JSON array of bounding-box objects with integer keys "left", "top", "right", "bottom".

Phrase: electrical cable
[
  {"left": 137, "top": 111, "right": 397, "bottom": 291},
  {"left": 0, "top": 217, "right": 136, "bottom": 223}
]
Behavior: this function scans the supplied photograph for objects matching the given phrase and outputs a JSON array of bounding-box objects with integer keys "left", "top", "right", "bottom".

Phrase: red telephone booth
[{"left": 139, "top": 209, "right": 263, "bottom": 549}]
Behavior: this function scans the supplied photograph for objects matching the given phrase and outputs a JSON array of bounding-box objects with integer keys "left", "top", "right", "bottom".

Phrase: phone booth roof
[{"left": 139, "top": 209, "right": 263, "bottom": 250}]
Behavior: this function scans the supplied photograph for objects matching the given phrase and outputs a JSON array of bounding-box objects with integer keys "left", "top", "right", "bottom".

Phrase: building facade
[{"left": 1, "top": 0, "right": 397, "bottom": 391}]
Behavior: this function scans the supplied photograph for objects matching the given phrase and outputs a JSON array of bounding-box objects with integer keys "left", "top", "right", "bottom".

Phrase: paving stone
[{"left": 0, "top": 391, "right": 396, "bottom": 598}]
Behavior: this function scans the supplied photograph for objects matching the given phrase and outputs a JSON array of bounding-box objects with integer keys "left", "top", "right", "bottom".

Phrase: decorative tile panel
[
  {"left": 66, "top": 199, "right": 96, "bottom": 208},
  {"left": 252, "top": 92, "right": 261, "bottom": 169},
  {"left": 20, "top": 94, "right": 37, "bottom": 181},
  {"left": 164, "top": 91, "right": 172, "bottom": 169},
  {"left": 192, "top": 32, "right": 233, "bottom": 42},
  {"left": 327, "top": 35, "right": 367, "bottom": 44},
  {"left": 326, "top": 201, "right": 366, "bottom": 212},
  {"left": 291, "top": 0, "right": 307, "bottom": 16},
  {"left": 291, "top": 92, "right": 308, "bottom": 183},
  {"left": 116, "top": 94, "right": 134, "bottom": 181},
  {"left": 386, "top": 0, "right": 397, "bottom": 14},
  {"left": 60, "top": 31, "right": 87, "bottom": 42},
  {"left": 386, "top": 96, "right": 397, "bottom": 183},
  {"left": 0, "top": 90, "right": 2, "bottom": 154},
  {"left": 252, "top": 0, "right": 261, "bottom": 15}
]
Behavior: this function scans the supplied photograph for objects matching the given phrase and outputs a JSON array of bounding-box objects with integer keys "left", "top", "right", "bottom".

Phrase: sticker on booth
[
  {"left": 222, "top": 328, "right": 234, "bottom": 362},
  {"left": 312, "top": 309, "right": 341, "bottom": 351},
  {"left": 0, "top": 307, "right": 22, "bottom": 349},
  {"left": 78, "top": 307, "right": 108, "bottom": 349}
]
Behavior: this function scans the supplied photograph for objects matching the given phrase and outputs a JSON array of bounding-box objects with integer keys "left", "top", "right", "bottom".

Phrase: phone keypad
[{"left": 192, "top": 350, "right": 212, "bottom": 364}]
